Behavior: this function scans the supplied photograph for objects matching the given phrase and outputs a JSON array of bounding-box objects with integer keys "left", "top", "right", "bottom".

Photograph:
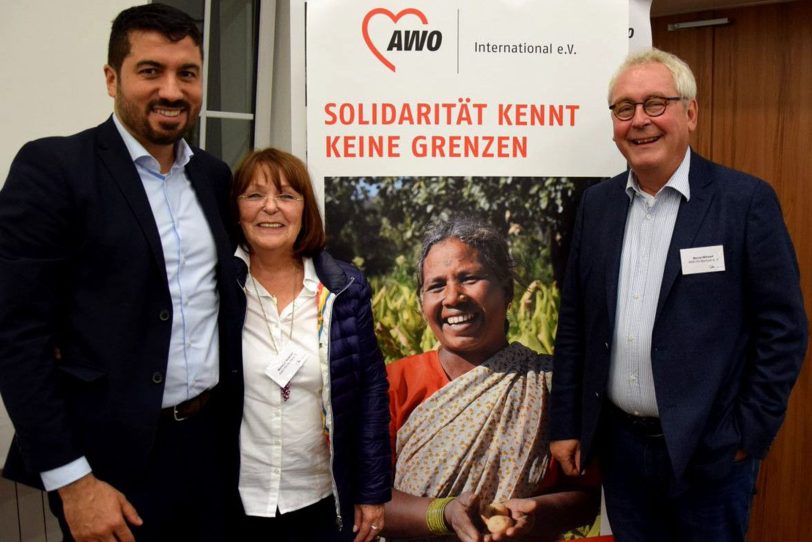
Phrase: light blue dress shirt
[
  {"left": 40, "top": 115, "right": 221, "bottom": 490},
  {"left": 607, "top": 148, "right": 691, "bottom": 418}
]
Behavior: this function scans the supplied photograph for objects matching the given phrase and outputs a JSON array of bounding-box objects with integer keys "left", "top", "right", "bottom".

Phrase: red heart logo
[{"left": 362, "top": 8, "right": 429, "bottom": 72}]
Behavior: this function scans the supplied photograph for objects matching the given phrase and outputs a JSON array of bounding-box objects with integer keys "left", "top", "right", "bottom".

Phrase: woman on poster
[
  {"left": 231, "top": 148, "right": 390, "bottom": 542},
  {"left": 383, "top": 218, "right": 598, "bottom": 541}
]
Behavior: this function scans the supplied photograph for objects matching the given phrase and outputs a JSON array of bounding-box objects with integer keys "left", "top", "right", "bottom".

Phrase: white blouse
[{"left": 237, "top": 251, "right": 333, "bottom": 516}]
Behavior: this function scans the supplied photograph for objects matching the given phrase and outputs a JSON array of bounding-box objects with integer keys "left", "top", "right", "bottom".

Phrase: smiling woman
[
  {"left": 416, "top": 223, "right": 514, "bottom": 369},
  {"left": 382, "top": 218, "right": 600, "bottom": 541},
  {"left": 229, "top": 148, "right": 391, "bottom": 542}
]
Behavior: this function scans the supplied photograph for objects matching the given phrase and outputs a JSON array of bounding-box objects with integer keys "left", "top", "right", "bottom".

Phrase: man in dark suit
[
  {"left": 0, "top": 4, "right": 240, "bottom": 541},
  {"left": 550, "top": 48, "right": 807, "bottom": 541}
]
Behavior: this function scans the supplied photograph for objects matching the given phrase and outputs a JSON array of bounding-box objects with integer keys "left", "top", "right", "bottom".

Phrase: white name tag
[
  {"left": 680, "top": 245, "right": 726, "bottom": 275},
  {"left": 264, "top": 343, "right": 306, "bottom": 388}
]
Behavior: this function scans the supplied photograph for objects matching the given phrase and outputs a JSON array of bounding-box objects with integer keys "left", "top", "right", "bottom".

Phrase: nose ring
[{"left": 458, "top": 293, "right": 467, "bottom": 301}]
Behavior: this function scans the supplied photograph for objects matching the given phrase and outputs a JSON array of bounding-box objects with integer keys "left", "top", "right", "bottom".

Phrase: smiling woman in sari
[{"left": 381, "top": 218, "right": 598, "bottom": 542}]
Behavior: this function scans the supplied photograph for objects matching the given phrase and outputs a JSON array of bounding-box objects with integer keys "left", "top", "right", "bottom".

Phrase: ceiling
[{"left": 651, "top": 0, "right": 797, "bottom": 17}]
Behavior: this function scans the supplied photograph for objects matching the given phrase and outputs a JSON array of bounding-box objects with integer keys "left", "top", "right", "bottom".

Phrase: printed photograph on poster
[{"left": 326, "top": 175, "right": 603, "bottom": 539}]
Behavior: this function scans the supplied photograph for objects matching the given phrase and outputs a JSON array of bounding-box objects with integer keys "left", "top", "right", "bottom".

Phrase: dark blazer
[
  {"left": 550, "top": 150, "right": 808, "bottom": 481},
  {"left": 0, "top": 117, "right": 240, "bottom": 489}
]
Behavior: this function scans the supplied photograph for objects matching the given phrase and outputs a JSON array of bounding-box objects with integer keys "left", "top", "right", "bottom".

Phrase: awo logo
[{"left": 362, "top": 8, "right": 443, "bottom": 72}]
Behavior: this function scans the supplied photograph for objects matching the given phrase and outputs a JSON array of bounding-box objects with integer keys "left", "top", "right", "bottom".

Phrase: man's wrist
[{"left": 56, "top": 472, "right": 96, "bottom": 499}]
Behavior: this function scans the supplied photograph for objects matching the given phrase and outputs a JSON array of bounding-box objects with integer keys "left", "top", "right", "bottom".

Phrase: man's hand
[
  {"left": 353, "top": 503, "right": 385, "bottom": 542},
  {"left": 57, "top": 473, "right": 142, "bottom": 542},
  {"left": 550, "top": 439, "right": 582, "bottom": 476}
]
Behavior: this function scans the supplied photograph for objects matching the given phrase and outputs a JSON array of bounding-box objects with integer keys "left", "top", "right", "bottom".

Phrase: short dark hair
[
  {"left": 231, "top": 148, "right": 326, "bottom": 257},
  {"left": 108, "top": 3, "right": 202, "bottom": 72},
  {"left": 417, "top": 217, "right": 516, "bottom": 302}
]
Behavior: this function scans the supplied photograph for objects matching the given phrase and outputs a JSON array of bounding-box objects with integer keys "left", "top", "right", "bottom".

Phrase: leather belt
[
  {"left": 608, "top": 403, "right": 663, "bottom": 438},
  {"left": 161, "top": 388, "right": 213, "bottom": 422}
]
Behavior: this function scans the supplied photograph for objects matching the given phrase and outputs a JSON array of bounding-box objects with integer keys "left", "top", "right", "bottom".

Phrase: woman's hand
[
  {"left": 486, "top": 498, "right": 539, "bottom": 540},
  {"left": 446, "top": 493, "right": 538, "bottom": 542},
  {"left": 353, "top": 503, "right": 385, "bottom": 542},
  {"left": 445, "top": 492, "right": 486, "bottom": 542}
]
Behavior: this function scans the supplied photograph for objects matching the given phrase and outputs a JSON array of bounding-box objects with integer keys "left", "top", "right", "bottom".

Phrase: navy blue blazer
[
  {"left": 550, "top": 150, "right": 808, "bottom": 481},
  {"left": 0, "top": 117, "right": 241, "bottom": 489}
]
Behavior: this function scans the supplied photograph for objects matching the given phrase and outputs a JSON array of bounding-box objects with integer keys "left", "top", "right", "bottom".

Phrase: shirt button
[
  {"left": 151, "top": 371, "right": 163, "bottom": 384},
  {"left": 627, "top": 336, "right": 634, "bottom": 342},
  {"left": 159, "top": 309, "right": 170, "bottom": 321}
]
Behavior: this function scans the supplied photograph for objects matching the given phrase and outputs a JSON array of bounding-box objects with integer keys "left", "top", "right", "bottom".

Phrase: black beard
[{"left": 115, "top": 91, "right": 198, "bottom": 147}]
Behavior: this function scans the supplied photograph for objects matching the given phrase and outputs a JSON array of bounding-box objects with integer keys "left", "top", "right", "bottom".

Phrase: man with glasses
[
  {"left": 549, "top": 48, "right": 807, "bottom": 541},
  {"left": 0, "top": 4, "right": 240, "bottom": 542}
]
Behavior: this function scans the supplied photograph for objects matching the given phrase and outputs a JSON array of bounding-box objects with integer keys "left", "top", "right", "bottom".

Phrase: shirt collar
[
  {"left": 235, "top": 245, "right": 251, "bottom": 267},
  {"left": 112, "top": 113, "right": 193, "bottom": 174},
  {"left": 235, "top": 246, "right": 319, "bottom": 296},
  {"left": 302, "top": 258, "right": 319, "bottom": 295},
  {"left": 625, "top": 147, "right": 692, "bottom": 202}
]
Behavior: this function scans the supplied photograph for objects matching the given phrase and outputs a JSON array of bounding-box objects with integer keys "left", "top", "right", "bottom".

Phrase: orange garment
[
  {"left": 386, "top": 350, "right": 448, "bottom": 459},
  {"left": 386, "top": 350, "right": 600, "bottom": 492}
]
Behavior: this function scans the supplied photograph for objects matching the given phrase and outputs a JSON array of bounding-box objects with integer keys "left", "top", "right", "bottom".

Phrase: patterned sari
[{"left": 393, "top": 343, "right": 551, "bottom": 541}]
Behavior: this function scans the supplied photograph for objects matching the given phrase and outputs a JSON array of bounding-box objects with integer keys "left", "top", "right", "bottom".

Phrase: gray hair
[
  {"left": 416, "top": 217, "right": 516, "bottom": 302},
  {"left": 608, "top": 47, "right": 697, "bottom": 104}
]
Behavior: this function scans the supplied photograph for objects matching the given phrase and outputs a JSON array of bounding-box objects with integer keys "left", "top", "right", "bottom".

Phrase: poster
[
  {"left": 629, "top": 0, "right": 653, "bottom": 52},
  {"left": 307, "top": 1, "right": 638, "bottom": 538}
]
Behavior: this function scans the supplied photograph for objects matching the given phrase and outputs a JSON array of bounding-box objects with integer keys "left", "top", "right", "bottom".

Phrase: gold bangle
[{"left": 426, "top": 496, "right": 455, "bottom": 535}]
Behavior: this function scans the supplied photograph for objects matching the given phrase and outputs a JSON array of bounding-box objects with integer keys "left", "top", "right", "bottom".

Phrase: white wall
[{"left": 0, "top": 0, "right": 135, "bottom": 183}]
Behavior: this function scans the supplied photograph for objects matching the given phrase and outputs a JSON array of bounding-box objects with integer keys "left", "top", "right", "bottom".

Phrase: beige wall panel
[{"left": 654, "top": 2, "right": 812, "bottom": 540}]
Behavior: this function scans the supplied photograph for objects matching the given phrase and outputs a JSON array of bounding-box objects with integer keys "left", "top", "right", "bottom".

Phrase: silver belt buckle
[{"left": 172, "top": 403, "right": 189, "bottom": 422}]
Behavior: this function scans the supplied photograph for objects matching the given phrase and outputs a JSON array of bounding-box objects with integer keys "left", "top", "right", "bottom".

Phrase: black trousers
[
  {"left": 239, "top": 495, "right": 353, "bottom": 542},
  {"left": 49, "top": 396, "right": 233, "bottom": 542}
]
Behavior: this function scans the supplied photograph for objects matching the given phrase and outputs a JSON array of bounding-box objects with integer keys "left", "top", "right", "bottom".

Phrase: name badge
[
  {"left": 680, "top": 245, "right": 725, "bottom": 275},
  {"left": 264, "top": 343, "right": 307, "bottom": 388}
]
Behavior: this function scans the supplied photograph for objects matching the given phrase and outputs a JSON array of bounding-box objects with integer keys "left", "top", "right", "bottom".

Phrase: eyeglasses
[
  {"left": 237, "top": 192, "right": 303, "bottom": 205},
  {"left": 609, "top": 96, "right": 684, "bottom": 121}
]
